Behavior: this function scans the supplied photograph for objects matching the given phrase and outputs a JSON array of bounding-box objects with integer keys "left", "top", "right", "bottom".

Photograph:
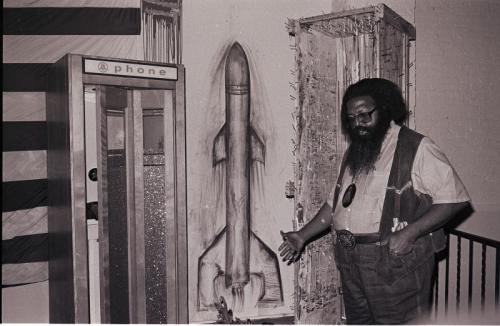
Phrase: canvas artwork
[{"left": 188, "top": 40, "right": 288, "bottom": 321}]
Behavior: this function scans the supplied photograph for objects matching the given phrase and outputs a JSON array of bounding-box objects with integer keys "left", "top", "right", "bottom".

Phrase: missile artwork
[{"left": 197, "top": 42, "right": 283, "bottom": 312}]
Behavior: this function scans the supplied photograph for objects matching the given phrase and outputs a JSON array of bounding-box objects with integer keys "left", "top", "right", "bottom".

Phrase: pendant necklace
[{"left": 342, "top": 172, "right": 359, "bottom": 208}]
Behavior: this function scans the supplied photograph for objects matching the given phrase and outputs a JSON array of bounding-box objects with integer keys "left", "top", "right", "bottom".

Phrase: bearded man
[{"left": 279, "top": 78, "right": 471, "bottom": 324}]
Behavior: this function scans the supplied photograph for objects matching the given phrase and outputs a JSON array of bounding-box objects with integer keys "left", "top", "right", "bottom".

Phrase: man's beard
[{"left": 345, "top": 117, "right": 391, "bottom": 177}]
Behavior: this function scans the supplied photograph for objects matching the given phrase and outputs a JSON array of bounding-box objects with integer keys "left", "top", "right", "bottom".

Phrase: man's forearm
[
  {"left": 405, "top": 202, "right": 470, "bottom": 239},
  {"left": 297, "top": 202, "right": 333, "bottom": 243}
]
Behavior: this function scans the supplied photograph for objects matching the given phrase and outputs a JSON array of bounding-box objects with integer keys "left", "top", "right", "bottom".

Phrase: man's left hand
[{"left": 388, "top": 227, "right": 417, "bottom": 255}]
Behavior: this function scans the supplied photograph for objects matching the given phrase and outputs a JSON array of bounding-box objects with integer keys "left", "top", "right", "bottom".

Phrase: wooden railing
[{"left": 432, "top": 229, "right": 500, "bottom": 321}]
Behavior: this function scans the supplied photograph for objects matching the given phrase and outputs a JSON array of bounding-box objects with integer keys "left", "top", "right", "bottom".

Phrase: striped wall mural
[{"left": 2, "top": 0, "right": 181, "bottom": 289}]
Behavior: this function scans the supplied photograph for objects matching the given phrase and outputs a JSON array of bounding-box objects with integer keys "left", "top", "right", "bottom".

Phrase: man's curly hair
[{"left": 340, "top": 78, "right": 408, "bottom": 135}]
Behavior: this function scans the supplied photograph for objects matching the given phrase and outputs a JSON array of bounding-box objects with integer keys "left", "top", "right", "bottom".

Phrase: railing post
[
  {"left": 434, "top": 262, "right": 439, "bottom": 318},
  {"left": 481, "top": 244, "right": 486, "bottom": 313},
  {"left": 445, "top": 233, "right": 450, "bottom": 316},
  {"left": 456, "top": 235, "right": 461, "bottom": 314},
  {"left": 468, "top": 240, "right": 473, "bottom": 314},
  {"left": 496, "top": 248, "right": 499, "bottom": 312}
]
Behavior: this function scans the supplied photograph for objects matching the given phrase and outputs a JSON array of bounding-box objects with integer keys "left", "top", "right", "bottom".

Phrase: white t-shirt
[{"left": 327, "top": 122, "right": 470, "bottom": 233}]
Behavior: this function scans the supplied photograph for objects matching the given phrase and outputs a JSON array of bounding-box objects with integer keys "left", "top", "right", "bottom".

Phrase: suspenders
[{"left": 379, "top": 126, "right": 425, "bottom": 239}]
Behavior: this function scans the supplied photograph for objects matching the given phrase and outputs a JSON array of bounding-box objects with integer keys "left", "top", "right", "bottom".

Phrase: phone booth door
[{"left": 47, "top": 55, "right": 187, "bottom": 324}]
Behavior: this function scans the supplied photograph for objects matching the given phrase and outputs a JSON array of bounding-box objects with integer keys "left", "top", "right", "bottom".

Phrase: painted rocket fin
[
  {"left": 250, "top": 127, "right": 265, "bottom": 164},
  {"left": 213, "top": 124, "right": 227, "bottom": 165},
  {"left": 249, "top": 231, "right": 283, "bottom": 306},
  {"left": 198, "top": 227, "right": 226, "bottom": 310}
]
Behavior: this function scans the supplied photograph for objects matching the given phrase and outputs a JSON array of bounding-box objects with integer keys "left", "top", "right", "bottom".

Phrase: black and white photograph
[{"left": 2, "top": 0, "right": 499, "bottom": 324}]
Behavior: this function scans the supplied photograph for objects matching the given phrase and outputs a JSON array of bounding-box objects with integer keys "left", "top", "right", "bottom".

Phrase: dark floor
[{"left": 251, "top": 315, "right": 295, "bottom": 324}]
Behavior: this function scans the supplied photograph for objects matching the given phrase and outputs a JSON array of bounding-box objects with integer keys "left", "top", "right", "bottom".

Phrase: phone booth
[{"left": 46, "top": 54, "right": 187, "bottom": 323}]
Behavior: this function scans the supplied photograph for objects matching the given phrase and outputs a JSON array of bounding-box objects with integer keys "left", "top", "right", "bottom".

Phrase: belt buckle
[{"left": 337, "top": 229, "right": 356, "bottom": 249}]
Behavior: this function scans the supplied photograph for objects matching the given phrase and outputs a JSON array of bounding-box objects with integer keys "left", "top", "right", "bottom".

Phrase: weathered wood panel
[
  {"left": 377, "top": 20, "right": 412, "bottom": 124},
  {"left": 378, "top": 21, "right": 404, "bottom": 88},
  {"left": 294, "top": 26, "right": 342, "bottom": 325}
]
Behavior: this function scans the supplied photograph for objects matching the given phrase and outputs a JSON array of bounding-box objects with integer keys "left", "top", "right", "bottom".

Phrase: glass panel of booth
[
  {"left": 83, "top": 85, "right": 175, "bottom": 323},
  {"left": 98, "top": 85, "right": 131, "bottom": 323},
  {"left": 140, "top": 89, "right": 171, "bottom": 323}
]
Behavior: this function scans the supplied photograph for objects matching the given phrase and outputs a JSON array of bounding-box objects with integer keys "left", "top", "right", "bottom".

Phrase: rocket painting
[{"left": 197, "top": 42, "right": 283, "bottom": 312}]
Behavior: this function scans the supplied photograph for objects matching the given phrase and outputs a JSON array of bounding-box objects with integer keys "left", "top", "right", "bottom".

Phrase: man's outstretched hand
[{"left": 278, "top": 230, "right": 305, "bottom": 265}]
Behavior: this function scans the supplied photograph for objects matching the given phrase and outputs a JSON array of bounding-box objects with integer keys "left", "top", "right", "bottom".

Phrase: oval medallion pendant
[{"left": 342, "top": 183, "right": 356, "bottom": 208}]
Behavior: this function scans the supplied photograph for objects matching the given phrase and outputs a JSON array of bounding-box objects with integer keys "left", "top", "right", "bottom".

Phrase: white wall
[
  {"left": 415, "top": 0, "right": 500, "bottom": 240},
  {"left": 414, "top": 3, "right": 500, "bottom": 319}
]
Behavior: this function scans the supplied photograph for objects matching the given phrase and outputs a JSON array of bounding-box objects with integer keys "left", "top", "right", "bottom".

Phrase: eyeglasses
[
  {"left": 342, "top": 183, "right": 357, "bottom": 208},
  {"left": 347, "top": 108, "right": 376, "bottom": 125}
]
